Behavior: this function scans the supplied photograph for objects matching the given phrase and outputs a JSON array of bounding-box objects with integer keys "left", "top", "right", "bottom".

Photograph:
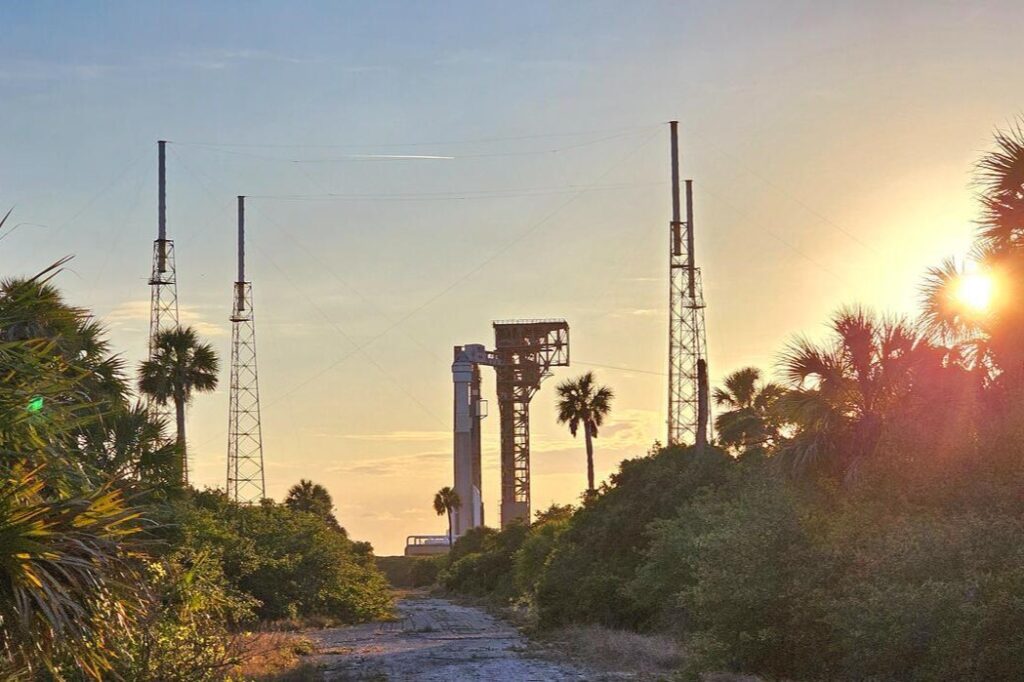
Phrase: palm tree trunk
[
  {"left": 447, "top": 510, "right": 453, "bottom": 547},
  {"left": 584, "top": 422, "right": 595, "bottom": 493},
  {"left": 174, "top": 391, "right": 187, "bottom": 484}
]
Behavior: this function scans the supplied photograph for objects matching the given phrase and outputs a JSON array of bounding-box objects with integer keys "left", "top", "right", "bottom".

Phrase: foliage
[
  {"left": 1, "top": 261, "right": 389, "bottom": 680},
  {"left": 776, "top": 307, "right": 943, "bottom": 477},
  {"left": 513, "top": 506, "right": 573, "bottom": 597},
  {"left": 285, "top": 479, "right": 343, "bottom": 531},
  {"left": 138, "top": 326, "right": 219, "bottom": 482},
  {"left": 433, "top": 485, "right": 461, "bottom": 546},
  {"left": 0, "top": 466, "right": 146, "bottom": 680},
  {"left": 440, "top": 522, "right": 530, "bottom": 601},
  {"left": 555, "top": 371, "right": 614, "bottom": 492},
  {"left": 375, "top": 555, "right": 444, "bottom": 588},
  {"left": 712, "top": 366, "right": 786, "bottom": 455},
  {"left": 640, "top": 461, "right": 832, "bottom": 678},
  {"left": 535, "top": 445, "right": 730, "bottom": 630},
  {"left": 169, "top": 490, "right": 393, "bottom": 623},
  {"left": 637, "top": 456, "right": 1024, "bottom": 681},
  {"left": 0, "top": 259, "right": 151, "bottom": 680},
  {"left": 78, "top": 551, "right": 259, "bottom": 682}
]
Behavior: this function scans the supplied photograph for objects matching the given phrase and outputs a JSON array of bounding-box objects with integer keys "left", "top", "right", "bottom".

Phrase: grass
[
  {"left": 538, "top": 624, "right": 685, "bottom": 676},
  {"left": 230, "top": 632, "right": 324, "bottom": 681}
]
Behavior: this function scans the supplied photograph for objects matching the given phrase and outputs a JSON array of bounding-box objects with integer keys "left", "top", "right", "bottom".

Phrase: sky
[{"left": 2, "top": 1, "right": 1022, "bottom": 554}]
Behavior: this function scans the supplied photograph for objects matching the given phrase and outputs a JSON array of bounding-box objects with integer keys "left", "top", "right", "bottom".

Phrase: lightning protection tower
[
  {"left": 226, "top": 196, "right": 266, "bottom": 503},
  {"left": 666, "top": 121, "right": 711, "bottom": 450},
  {"left": 148, "top": 141, "right": 183, "bottom": 475}
]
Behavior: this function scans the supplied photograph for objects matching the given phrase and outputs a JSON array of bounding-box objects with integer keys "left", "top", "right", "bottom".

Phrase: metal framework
[
  {"left": 449, "top": 320, "right": 569, "bottom": 536},
  {"left": 667, "top": 122, "right": 711, "bottom": 448},
  {"left": 227, "top": 196, "right": 266, "bottom": 503},
  {"left": 147, "top": 140, "right": 182, "bottom": 478},
  {"left": 493, "top": 319, "right": 569, "bottom": 527}
]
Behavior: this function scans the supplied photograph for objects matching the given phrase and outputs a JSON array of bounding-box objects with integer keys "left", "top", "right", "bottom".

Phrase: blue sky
[{"left": 3, "top": 1, "right": 1022, "bottom": 553}]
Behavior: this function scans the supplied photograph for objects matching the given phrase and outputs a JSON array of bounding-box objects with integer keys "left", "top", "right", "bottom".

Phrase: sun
[{"left": 955, "top": 271, "right": 995, "bottom": 313}]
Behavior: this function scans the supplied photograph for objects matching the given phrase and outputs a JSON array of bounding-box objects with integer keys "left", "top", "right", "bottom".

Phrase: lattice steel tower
[
  {"left": 666, "top": 121, "right": 711, "bottom": 449},
  {"left": 147, "top": 141, "right": 183, "bottom": 477},
  {"left": 226, "top": 196, "right": 266, "bottom": 503},
  {"left": 493, "top": 320, "right": 569, "bottom": 527}
]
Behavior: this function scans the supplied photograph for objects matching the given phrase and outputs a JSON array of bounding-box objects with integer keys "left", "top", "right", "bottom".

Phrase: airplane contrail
[{"left": 306, "top": 154, "right": 456, "bottom": 161}]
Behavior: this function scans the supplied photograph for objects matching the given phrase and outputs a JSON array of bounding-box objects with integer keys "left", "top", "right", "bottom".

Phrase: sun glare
[{"left": 955, "top": 271, "right": 995, "bottom": 313}]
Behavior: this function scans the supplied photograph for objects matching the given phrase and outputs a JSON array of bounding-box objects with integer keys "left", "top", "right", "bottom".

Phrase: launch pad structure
[{"left": 451, "top": 319, "right": 569, "bottom": 538}]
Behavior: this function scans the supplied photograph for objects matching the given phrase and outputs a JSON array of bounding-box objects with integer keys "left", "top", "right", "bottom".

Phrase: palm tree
[
  {"left": 286, "top": 479, "right": 341, "bottom": 530},
  {"left": 713, "top": 367, "right": 786, "bottom": 454},
  {"left": 0, "top": 256, "right": 146, "bottom": 677},
  {"left": 138, "top": 327, "right": 219, "bottom": 483},
  {"left": 921, "top": 123, "right": 1024, "bottom": 386},
  {"left": 433, "top": 486, "right": 461, "bottom": 547},
  {"left": 555, "top": 372, "right": 614, "bottom": 494},
  {"left": 79, "top": 402, "right": 178, "bottom": 485},
  {"left": 0, "top": 274, "right": 129, "bottom": 426},
  {"left": 776, "top": 307, "right": 940, "bottom": 477}
]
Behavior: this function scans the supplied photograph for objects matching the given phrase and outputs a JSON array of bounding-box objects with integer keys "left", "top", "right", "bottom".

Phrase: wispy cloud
[
  {"left": 0, "top": 60, "right": 120, "bottom": 82},
  {"left": 326, "top": 450, "right": 449, "bottom": 477},
  {"left": 608, "top": 307, "right": 662, "bottom": 319},
  {"left": 105, "top": 299, "right": 228, "bottom": 337},
  {"left": 530, "top": 408, "right": 660, "bottom": 455},
  {"left": 173, "top": 48, "right": 326, "bottom": 71},
  {"left": 335, "top": 430, "right": 450, "bottom": 443},
  {"left": 0, "top": 50, "right": 366, "bottom": 83}
]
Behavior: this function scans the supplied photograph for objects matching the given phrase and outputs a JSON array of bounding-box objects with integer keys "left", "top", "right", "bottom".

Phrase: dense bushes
[
  {"left": 167, "top": 490, "right": 393, "bottom": 623},
  {"left": 537, "top": 445, "right": 730, "bottom": 629},
  {"left": 442, "top": 522, "right": 530, "bottom": 600},
  {"left": 436, "top": 438, "right": 1024, "bottom": 680},
  {"left": 436, "top": 445, "right": 732, "bottom": 628}
]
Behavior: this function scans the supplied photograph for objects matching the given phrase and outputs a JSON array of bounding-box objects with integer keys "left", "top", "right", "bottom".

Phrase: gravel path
[{"left": 308, "top": 594, "right": 595, "bottom": 681}]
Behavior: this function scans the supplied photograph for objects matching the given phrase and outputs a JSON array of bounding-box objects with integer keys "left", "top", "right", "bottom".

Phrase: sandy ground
[{"left": 307, "top": 594, "right": 598, "bottom": 681}]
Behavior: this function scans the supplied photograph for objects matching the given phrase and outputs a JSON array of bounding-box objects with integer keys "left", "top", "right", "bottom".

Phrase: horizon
[{"left": 4, "top": 1, "right": 1023, "bottom": 554}]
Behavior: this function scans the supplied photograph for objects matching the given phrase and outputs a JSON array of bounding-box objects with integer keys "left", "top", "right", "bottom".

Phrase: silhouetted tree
[
  {"left": 555, "top": 372, "right": 614, "bottom": 494},
  {"left": 777, "top": 307, "right": 940, "bottom": 477},
  {"left": 285, "top": 478, "right": 342, "bottom": 530},
  {"left": 138, "top": 327, "right": 219, "bottom": 483},
  {"left": 433, "top": 486, "right": 461, "bottom": 547},
  {"left": 713, "top": 367, "right": 786, "bottom": 454}
]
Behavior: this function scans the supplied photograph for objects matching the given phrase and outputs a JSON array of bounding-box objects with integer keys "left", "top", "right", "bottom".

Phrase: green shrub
[
  {"left": 440, "top": 522, "right": 530, "bottom": 601},
  {"left": 168, "top": 490, "right": 393, "bottom": 623},
  {"left": 409, "top": 557, "right": 443, "bottom": 587},
  {"left": 535, "top": 444, "right": 731, "bottom": 630},
  {"left": 822, "top": 509, "right": 1024, "bottom": 681},
  {"left": 91, "top": 551, "right": 258, "bottom": 682},
  {"left": 513, "top": 513, "right": 571, "bottom": 596}
]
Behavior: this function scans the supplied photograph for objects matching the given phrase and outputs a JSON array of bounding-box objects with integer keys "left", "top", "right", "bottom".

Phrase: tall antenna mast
[
  {"left": 227, "top": 196, "right": 267, "bottom": 503},
  {"left": 667, "top": 122, "right": 711, "bottom": 449},
  {"left": 147, "top": 140, "right": 183, "bottom": 477}
]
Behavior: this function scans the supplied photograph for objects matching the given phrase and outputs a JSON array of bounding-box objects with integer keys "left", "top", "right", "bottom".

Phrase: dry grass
[
  {"left": 540, "top": 624, "right": 685, "bottom": 676},
  {"left": 230, "top": 631, "right": 323, "bottom": 681}
]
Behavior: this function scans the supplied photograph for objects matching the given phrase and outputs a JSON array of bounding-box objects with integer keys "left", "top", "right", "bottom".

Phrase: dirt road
[{"left": 307, "top": 594, "right": 596, "bottom": 681}]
